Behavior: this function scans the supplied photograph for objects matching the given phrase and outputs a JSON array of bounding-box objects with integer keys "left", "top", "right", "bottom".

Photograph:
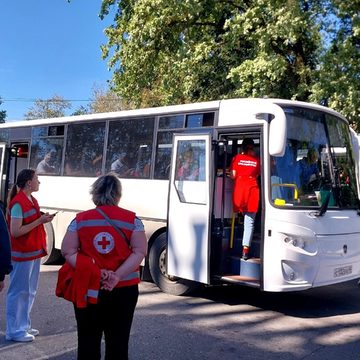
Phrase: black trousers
[{"left": 74, "top": 285, "right": 139, "bottom": 360}]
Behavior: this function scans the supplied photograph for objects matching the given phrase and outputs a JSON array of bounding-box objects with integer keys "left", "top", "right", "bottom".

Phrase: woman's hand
[
  {"left": 40, "top": 213, "right": 55, "bottom": 224},
  {"left": 100, "top": 270, "right": 120, "bottom": 291}
]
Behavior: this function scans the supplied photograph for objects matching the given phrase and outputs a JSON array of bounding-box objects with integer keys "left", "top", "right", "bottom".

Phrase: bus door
[
  {"left": 0, "top": 142, "right": 9, "bottom": 210},
  {"left": 0, "top": 142, "right": 30, "bottom": 209},
  {"left": 167, "top": 134, "right": 212, "bottom": 284}
]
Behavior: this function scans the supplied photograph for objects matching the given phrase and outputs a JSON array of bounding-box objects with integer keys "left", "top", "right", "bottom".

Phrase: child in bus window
[{"left": 177, "top": 150, "right": 199, "bottom": 180}]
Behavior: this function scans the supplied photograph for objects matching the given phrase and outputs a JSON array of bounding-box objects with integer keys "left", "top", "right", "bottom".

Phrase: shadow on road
[{"left": 190, "top": 279, "right": 360, "bottom": 318}]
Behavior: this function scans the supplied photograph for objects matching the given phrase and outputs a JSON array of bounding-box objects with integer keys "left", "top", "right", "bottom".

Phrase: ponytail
[{"left": 7, "top": 168, "right": 35, "bottom": 208}]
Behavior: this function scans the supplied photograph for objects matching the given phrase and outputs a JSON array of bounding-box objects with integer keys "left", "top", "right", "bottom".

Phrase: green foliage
[
  {"left": 0, "top": 97, "right": 6, "bottom": 123},
  {"left": 89, "top": 85, "right": 127, "bottom": 113},
  {"left": 25, "top": 95, "right": 71, "bottom": 120},
  {"left": 100, "top": 0, "right": 359, "bottom": 126},
  {"left": 71, "top": 105, "right": 90, "bottom": 116},
  {"left": 309, "top": 0, "right": 360, "bottom": 128},
  {"left": 100, "top": 0, "right": 319, "bottom": 107}
]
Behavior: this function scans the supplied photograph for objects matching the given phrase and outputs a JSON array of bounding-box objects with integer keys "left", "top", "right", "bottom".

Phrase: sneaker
[
  {"left": 28, "top": 329, "right": 39, "bottom": 336},
  {"left": 6, "top": 333, "right": 35, "bottom": 342}
]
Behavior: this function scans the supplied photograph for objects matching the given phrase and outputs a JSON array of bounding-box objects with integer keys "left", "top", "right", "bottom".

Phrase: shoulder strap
[{"left": 95, "top": 207, "right": 130, "bottom": 246}]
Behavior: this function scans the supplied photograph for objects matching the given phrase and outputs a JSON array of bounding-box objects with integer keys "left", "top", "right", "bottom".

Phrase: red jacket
[
  {"left": 8, "top": 190, "right": 46, "bottom": 261},
  {"left": 56, "top": 253, "right": 101, "bottom": 308},
  {"left": 230, "top": 153, "right": 260, "bottom": 213},
  {"left": 76, "top": 205, "right": 140, "bottom": 288}
]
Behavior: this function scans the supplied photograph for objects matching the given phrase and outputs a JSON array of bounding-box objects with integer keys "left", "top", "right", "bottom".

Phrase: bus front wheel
[
  {"left": 149, "top": 232, "right": 199, "bottom": 296},
  {"left": 41, "top": 222, "right": 60, "bottom": 265}
]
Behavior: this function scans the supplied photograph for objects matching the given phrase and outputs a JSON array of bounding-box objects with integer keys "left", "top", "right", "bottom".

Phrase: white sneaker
[
  {"left": 6, "top": 333, "right": 35, "bottom": 342},
  {"left": 28, "top": 329, "right": 39, "bottom": 336}
]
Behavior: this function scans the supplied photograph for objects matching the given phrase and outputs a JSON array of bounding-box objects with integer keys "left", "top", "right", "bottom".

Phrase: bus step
[
  {"left": 230, "top": 256, "right": 260, "bottom": 280},
  {"left": 219, "top": 275, "right": 260, "bottom": 286}
]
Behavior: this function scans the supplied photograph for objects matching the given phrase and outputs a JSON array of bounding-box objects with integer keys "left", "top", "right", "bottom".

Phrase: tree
[
  {"left": 99, "top": 0, "right": 359, "bottom": 127},
  {"left": 100, "top": 0, "right": 320, "bottom": 107},
  {"left": 88, "top": 85, "right": 127, "bottom": 113},
  {"left": 0, "top": 97, "right": 6, "bottom": 123},
  {"left": 25, "top": 95, "right": 71, "bottom": 120},
  {"left": 309, "top": 1, "right": 360, "bottom": 128},
  {"left": 71, "top": 105, "right": 90, "bottom": 116}
]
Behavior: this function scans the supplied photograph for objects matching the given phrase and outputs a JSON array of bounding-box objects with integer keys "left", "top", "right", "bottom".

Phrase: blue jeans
[
  {"left": 242, "top": 212, "right": 256, "bottom": 248},
  {"left": 6, "top": 259, "right": 41, "bottom": 339}
]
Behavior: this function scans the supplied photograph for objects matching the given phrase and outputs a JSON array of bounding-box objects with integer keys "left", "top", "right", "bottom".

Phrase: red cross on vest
[
  {"left": 98, "top": 235, "right": 111, "bottom": 249},
  {"left": 93, "top": 232, "right": 115, "bottom": 254}
]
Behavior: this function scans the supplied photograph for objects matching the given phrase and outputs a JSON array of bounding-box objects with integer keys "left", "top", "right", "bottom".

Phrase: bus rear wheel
[{"left": 149, "top": 232, "right": 200, "bottom": 296}]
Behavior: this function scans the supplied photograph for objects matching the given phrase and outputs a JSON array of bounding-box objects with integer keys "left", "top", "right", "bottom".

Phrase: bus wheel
[
  {"left": 149, "top": 232, "right": 200, "bottom": 296},
  {"left": 41, "top": 222, "right": 60, "bottom": 265}
]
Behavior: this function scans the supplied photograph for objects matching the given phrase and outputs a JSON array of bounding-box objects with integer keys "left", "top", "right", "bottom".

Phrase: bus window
[
  {"left": 175, "top": 140, "right": 205, "bottom": 182},
  {"left": 30, "top": 126, "right": 64, "bottom": 175},
  {"left": 159, "top": 114, "right": 184, "bottom": 129},
  {"left": 64, "top": 122, "right": 105, "bottom": 176},
  {"left": 154, "top": 131, "right": 173, "bottom": 180},
  {"left": 106, "top": 117, "right": 154, "bottom": 178}
]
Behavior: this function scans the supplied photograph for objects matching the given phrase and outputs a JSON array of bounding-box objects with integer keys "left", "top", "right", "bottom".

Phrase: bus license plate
[{"left": 334, "top": 265, "right": 352, "bottom": 278}]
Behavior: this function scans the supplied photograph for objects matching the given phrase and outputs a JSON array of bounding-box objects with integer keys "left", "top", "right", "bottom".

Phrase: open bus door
[
  {"left": 0, "top": 143, "right": 8, "bottom": 211},
  {"left": 167, "top": 133, "right": 212, "bottom": 285}
]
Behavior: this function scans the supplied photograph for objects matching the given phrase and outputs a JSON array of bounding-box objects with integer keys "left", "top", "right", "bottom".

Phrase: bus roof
[{"left": 0, "top": 98, "right": 347, "bottom": 128}]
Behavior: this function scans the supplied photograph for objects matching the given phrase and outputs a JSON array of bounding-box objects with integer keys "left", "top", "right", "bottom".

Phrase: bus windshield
[{"left": 270, "top": 106, "right": 358, "bottom": 208}]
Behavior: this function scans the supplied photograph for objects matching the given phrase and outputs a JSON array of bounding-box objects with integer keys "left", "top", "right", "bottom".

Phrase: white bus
[{"left": 0, "top": 98, "right": 359, "bottom": 295}]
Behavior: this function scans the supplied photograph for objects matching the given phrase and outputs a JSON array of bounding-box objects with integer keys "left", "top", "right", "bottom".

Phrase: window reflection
[
  {"left": 64, "top": 122, "right": 105, "bottom": 177},
  {"left": 106, "top": 117, "right": 154, "bottom": 178}
]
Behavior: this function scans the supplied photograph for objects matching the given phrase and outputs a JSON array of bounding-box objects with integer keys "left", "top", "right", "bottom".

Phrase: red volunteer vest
[
  {"left": 230, "top": 153, "right": 260, "bottom": 213},
  {"left": 76, "top": 205, "right": 140, "bottom": 287},
  {"left": 8, "top": 190, "right": 47, "bottom": 261}
]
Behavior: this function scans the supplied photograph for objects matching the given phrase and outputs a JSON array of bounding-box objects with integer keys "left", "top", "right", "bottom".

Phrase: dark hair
[
  {"left": 7, "top": 169, "right": 35, "bottom": 206},
  {"left": 90, "top": 173, "right": 122, "bottom": 206},
  {"left": 242, "top": 138, "right": 255, "bottom": 152}
]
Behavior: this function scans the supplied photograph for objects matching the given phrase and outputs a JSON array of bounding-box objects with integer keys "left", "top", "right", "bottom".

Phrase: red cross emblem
[{"left": 93, "top": 232, "right": 114, "bottom": 254}]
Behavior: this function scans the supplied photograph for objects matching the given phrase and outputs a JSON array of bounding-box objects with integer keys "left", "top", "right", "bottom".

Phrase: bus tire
[
  {"left": 149, "top": 232, "right": 200, "bottom": 296},
  {"left": 41, "top": 222, "right": 59, "bottom": 265}
]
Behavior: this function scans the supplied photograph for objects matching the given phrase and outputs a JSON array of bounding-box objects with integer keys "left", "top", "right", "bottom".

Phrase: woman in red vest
[
  {"left": 61, "top": 173, "right": 147, "bottom": 360},
  {"left": 6, "top": 169, "right": 54, "bottom": 342},
  {"left": 230, "top": 138, "right": 260, "bottom": 260}
]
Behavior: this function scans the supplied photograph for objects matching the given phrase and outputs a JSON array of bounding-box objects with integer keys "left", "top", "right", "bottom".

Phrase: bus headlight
[{"left": 284, "top": 236, "right": 306, "bottom": 249}]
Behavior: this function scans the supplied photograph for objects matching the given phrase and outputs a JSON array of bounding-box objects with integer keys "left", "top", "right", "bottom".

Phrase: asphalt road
[{"left": 1, "top": 265, "right": 360, "bottom": 359}]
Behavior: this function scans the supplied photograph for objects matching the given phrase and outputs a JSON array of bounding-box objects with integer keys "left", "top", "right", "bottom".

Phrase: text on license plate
[{"left": 334, "top": 265, "right": 352, "bottom": 278}]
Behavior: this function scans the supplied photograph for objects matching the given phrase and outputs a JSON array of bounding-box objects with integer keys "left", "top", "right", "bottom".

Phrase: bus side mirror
[{"left": 268, "top": 105, "right": 287, "bottom": 157}]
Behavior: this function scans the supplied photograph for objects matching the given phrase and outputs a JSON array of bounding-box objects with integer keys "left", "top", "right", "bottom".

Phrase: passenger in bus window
[
  {"left": 177, "top": 150, "right": 199, "bottom": 180},
  {"left": 0, "top": 210, "right": 12, "bottom": 293},
  {"left": 230, "top": 138, "right": 260, "bottom": 260},
  {"left": 111, "top": 153, "right": 134, "bottom": 177},
  {"left": 59, "top": 174, "right": 147, "bottom": 359},
  {"left": 36, "top": 150, "right": 56, "bottom": 174},
  {"left": 5, "top": 169, "right": 54, "bottom": 342},
  {"left": 297, "top": 148, "right": 320, "bottom": 191}
]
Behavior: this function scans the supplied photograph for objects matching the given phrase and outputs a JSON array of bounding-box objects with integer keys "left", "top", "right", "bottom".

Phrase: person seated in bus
[
  {"left": 36, "top": 150, "right": 56, "bottom": 174},
  {"left": 270, "top": 157, "right": 283, "bottom": 201},
  {"left": 111, "top": 153, "right": 134, "bottom": 177},
  {"left": 177, "top": 150, "right": 199, "bottom": 180},
  {"left": 230, "top": 138, "right": 260, "bottom": 260},
  {"left": 297, "top": 148, "right": 320, "bottom": 191}
]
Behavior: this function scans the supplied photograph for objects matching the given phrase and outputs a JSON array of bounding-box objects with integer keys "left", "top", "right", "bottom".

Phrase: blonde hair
[{"left": 90, "top": 173, "right": 122, "bottom": 206}]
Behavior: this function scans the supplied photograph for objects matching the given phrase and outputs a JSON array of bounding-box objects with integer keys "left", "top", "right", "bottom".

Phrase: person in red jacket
[
  {"left": 61, "top": 173, "right": 147, "bottom": 360},
  {"left": 6, "top": 169, "right": 54, "bottom": 342},
  {"left": 0, "top": 210, "right": 12, "bottom": 292},
  {"left": 230, "top": 138, "right": 260, "bottom": 260}
]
